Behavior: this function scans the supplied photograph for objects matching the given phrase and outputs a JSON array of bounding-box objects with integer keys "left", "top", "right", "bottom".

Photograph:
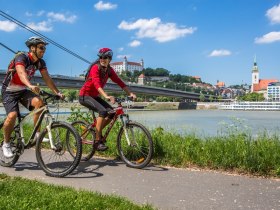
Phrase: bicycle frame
[
  {"left": 84, "top": 101, "right": 132, "bottom": 145},
  {"left": 14, "top": 103, "right": 56, "bottom": 150}
]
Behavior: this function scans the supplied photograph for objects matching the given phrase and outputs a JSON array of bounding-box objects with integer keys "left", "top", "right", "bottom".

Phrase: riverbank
[{"left": 35, "top": 101, "right": 221, "bottom": 110}]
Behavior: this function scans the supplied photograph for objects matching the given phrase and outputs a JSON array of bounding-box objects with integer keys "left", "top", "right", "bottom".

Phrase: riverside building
[
  {"left": 110, "top": 56, "right": 144, "bottom": 73},
  {"left": 267, "top": 82, "right": 280, "bottom": 101},
  {"left": 250, "top": 56, "right": 278, "bottom": 99}
]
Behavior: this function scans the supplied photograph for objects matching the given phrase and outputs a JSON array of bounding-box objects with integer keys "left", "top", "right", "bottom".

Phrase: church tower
[{"left": 251, "top": 55, "right": 259, "bottom": 92}]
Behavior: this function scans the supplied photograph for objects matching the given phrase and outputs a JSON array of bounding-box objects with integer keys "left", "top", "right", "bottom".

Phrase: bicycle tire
[
  {"left": 35, "top": 121, "right": 82, "bottom": 177},
  {"left": 70, "top": 121, "right": 96, "bottom": 161},
  {"left": 0, "top": 122, "right": 21, "bottom": 167},
  {"left": 117, "top": 121, "right": 153, "bottom": 169}
]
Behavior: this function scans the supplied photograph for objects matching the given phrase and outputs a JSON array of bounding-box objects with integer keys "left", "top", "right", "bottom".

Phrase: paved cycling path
[{"left": 0, "top": 149, "right": 279, "bottom": 210}]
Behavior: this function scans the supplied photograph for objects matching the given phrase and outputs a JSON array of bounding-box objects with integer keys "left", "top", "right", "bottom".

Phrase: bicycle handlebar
[
  {"left": 115, "top": 96, "right": 134, "bottom": 103},
  {"left": 39, "top": 90, "right": 65, "bottom": 103}
]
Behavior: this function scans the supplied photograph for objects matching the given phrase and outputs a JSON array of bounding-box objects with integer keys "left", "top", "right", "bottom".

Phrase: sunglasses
[
  {"left": 99, "top": 56, "right": 110, "bottom": 60},
  {"left": 38, "top": 46, "right": 46, "bottom": 51}
]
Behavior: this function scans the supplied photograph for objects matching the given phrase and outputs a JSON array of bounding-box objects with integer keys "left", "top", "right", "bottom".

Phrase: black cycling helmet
[
  {"left": 25, "top": 36, "right": 48, "bottom": 48},
  {"left": 97, "top": 48, "right": 113, "bottom": 58}
]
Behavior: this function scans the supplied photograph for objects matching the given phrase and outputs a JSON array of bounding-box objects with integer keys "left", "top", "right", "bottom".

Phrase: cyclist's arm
[
  {"left": 97, "top": 87, "right": 115, "bottom": 103},
  {"left": 40, "top": 70, "right": 62, "bottom": 96},
  {"left": 16, "top": 65, "right": 39, "bottom": 93},
  {"left": 123, "top": 86, "right": 136, "bottom": 100}
]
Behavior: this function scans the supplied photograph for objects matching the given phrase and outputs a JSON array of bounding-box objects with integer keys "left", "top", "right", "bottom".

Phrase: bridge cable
[
  {"left": 0, "top": 10, "right": 91, "bottom": 64},
  {"left": 0, "top": 42, "right": 16, "bottom": 54}
]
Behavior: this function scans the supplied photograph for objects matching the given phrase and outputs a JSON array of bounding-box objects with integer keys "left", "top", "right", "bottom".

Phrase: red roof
[
  {"left": 111, "top": 62, "right": 123, "bottom": 65},
  {"left": 216, "top": 81, "right": 225, "bottom": 87},
  {"left": 138, "top": 73, "right": 145, "bottom": 78},
  {"left": 127, "top": 62, "right": 141, "bottom": 66},
  {"left": 252, "top": 79, "right": 279, "bottom": 91}
]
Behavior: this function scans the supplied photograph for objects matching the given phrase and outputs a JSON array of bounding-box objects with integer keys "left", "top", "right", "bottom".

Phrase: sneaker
[
  {"left": 94, "top": 141, "right": 108, "bottom": 151},
  {"left": 2, "top": 143, "right": 14, "bottom": 158}
]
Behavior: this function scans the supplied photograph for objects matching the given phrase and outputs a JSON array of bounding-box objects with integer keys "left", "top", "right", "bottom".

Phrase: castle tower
[
  {"left": 251, "top": 55, "right": 259, "bottom": 92},
  {"left": 140, "top": 58, "right": 144, "bottom": 68},
  {"left": 123, "top": 56, "right": 128, "bottom": 71}
]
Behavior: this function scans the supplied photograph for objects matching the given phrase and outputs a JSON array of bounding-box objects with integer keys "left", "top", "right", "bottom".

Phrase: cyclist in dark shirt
[
  {"left": 79, "top": 48, "right": 136, "bottom": 151},
  {"left": 1, "top": 36, "right": 64, "bottom": 158}
]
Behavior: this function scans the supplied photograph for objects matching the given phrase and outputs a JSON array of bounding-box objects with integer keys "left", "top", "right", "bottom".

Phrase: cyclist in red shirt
[
  {"left": 1, "top": 37, "right": 64, "bottom": 158},
  {"left": 79, "top": 48, "right": 136, "bottom": 151}
]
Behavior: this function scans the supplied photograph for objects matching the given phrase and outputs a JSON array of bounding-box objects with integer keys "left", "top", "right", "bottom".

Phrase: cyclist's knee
[
  {"left": 32, "top": 97, "right": 44, "bottom": 108},
  {"left": 4, "top": 111, "right": 17, "bottom": 126}
]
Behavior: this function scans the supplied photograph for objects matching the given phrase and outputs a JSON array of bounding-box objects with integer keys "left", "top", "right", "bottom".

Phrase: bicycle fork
[
  {"left": 121, "top": 115, "right": 136, "bottom": 147},
  {"left": 45, "top": 113, "right": 56, "bottom": 150}
]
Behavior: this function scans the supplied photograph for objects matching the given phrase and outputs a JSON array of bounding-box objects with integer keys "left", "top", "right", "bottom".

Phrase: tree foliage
[{"left": 238, "top": 92, "right": 265, "bottom": 101}]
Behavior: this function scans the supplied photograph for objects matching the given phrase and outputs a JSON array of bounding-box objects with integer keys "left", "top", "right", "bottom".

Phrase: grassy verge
[
  {"left": 0, "top": 174, "right": 154, "bottom": 210},
  {"left": 98, "top": 121, "right": 280, "bottom": 177}
]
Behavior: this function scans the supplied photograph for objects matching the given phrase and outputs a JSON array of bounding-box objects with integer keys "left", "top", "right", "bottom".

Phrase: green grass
[
  {"left": 0, "top": 174, "right": 155, "bottom": 210},
  {"left": 150, "top": 127, "right": 280, "bottom": 177}
]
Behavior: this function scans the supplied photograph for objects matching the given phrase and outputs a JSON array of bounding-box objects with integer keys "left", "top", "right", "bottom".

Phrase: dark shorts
[
  {"left": 1, "top": 89, "right": 39, "bottom": 114},
  {"left": 79, "top": 96, "right": 114, "bottom": 118}
]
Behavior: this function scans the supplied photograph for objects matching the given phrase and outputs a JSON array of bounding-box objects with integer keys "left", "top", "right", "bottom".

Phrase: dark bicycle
[
  {"left": 70, "top": 97, "right": 153, "bottom": 169},
  {"left": 0, "top": 90, "right": 82, "bottom": 177}
]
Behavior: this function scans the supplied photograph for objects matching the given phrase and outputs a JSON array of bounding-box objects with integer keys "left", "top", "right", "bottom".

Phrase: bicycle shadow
[
  {"left": 13, "top": 161, "right": 103, "bottom": 178},
  {"left": 13, "top": 161, "right": 41, "bottom": 171},
  {"left": 70, "top": 157, "right": 169, "bottom": 178}
]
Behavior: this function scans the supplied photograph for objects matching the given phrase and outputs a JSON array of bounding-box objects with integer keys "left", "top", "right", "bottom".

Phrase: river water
[{"left": 1, "top": 107, "right": 280, "bottom": 137}]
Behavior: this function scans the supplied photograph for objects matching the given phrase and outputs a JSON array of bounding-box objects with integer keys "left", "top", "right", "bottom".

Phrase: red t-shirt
[
  {"left": 3, "top": 52, "right": 47, "bottom": 92},
  {"left": 79, "top": 64, "right": 126, "bottom": 97}
]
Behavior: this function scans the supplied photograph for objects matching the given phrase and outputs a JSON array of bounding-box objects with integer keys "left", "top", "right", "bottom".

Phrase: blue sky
[{"left": 0, "top": 0, "right": 280, "bottom": 86}]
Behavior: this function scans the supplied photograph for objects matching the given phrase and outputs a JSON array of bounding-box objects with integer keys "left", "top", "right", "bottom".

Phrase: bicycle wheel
[
  {"left": 117, "top": 121, "right": 153, "bottom": 169},
  {"left": 70, "top": 121, "right": 96, "bottom": 161},
  {"left": 35, "top": 121, "right": 82, "bottom": 177},
  {"left": 0, "top": 122, "right": 21, "bottom": 167}
]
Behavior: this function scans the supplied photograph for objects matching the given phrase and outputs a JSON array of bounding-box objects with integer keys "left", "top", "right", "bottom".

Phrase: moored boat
[{"left": 219, "top": 101, "right": 280, "bottom": 111}]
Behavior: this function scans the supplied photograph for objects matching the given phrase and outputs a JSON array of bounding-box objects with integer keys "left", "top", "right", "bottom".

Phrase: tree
[
  {"left": 238, "top": 92, "right": 265, "bottom": 101},
  {"left": 199, "top": 92, "right": 205, "bottom": 102}
]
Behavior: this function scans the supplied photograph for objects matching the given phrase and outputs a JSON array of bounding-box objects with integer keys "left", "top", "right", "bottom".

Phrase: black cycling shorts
[
  {"left": 1, "top": 89, "right": 39, "bottom": 115},
  {"left": 79, "top": 96, "right": 114, "bottom": 118}
]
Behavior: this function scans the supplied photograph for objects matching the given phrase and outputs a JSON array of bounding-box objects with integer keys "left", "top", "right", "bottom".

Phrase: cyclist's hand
[
  {"left": 107, "top": 96, "right": 115, "bottom": 104},
  {"left": 57, "top": 92, "right": 65, "bottom": 100},
  {"left": 129, "top": 93, "right": 137, "bottom": 101},
  {"left": 30, "top": 85, "right": 40, "bottom": 95}
]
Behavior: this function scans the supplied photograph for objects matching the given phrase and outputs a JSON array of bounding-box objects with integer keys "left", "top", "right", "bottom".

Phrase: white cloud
[
  {"left": 0, "top": 20, "right": 17, "bottom": 32},
  {"left": 47, "top": 12, "right": 77, "bottom": 23},
  {"left": 255, "top": 31, "right": 280, "bottom": 44},
  {"left": 209, "top": 49, "right": 231, "bottom": 57},
  {"left": 94, "top": 1, "right": 117, "bottom": 11},
  {"left": 118, "top": 18, "right": 196, "bottom": 43},
  {"left": 25, "top": 12, "right": 33, "bottom": 17},
  {"left": 118, "top": 47, "right": 124, "bottom": 52},
  {"left": 25, "top": 10, "right": 45, "bottom": 17},
  {"left": 37, "top": 10, "right": 45, "bottom": 16},
  {"left": 129, "top": 40, "right": 141, "bottom": 47},
  {"left": 266, "top": 4, "right": 280, "bottom": 24},
  {"left": 27, "top": 21, "right": 53, "bottom": 32}
]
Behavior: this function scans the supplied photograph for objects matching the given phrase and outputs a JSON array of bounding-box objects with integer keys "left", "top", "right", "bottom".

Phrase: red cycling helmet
[{"left": 97, "top": 48, "right": 113, "bottom": 58}]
